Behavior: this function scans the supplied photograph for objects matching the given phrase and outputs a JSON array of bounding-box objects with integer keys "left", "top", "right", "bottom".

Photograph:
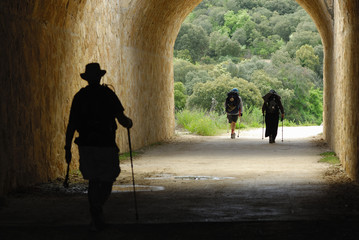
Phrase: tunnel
[{"left": 0, "top": 0, "right": 358, "bottom": 196}]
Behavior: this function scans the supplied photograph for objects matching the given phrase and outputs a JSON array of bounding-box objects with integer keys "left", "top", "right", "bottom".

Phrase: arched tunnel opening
[
  {"left": 172, "top": 0, "right": 324, "bottom": 135},
  {"left": 0, "top": 1, "right": 359, "bottom": 237}
]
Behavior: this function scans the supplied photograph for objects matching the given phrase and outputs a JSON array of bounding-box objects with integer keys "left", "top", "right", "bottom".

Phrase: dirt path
[{"left": 2, "top": 126, "right": 359, "bottom": 239}]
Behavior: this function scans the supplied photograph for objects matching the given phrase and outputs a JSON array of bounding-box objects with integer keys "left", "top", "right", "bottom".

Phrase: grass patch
[
  {"left": 176, "top": 109, "right": 226, "bottom": 136},
  {"left": 176, "top": 109, "right": 322, "bottom": 136},
  {"left": 319, "top": 151, "right": 340, "bottom": 164},
  {"left": 119, "top": 151, "right": 140, "bottom": 161}
]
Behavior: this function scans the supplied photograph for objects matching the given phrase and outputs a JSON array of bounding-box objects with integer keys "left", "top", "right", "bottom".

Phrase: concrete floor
[{"left": 1, "top": 127, "right": 359, "bottom": 239}]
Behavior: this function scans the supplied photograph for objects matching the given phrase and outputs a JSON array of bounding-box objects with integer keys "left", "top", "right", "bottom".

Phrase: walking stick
[
  {"left": 63, "top": 163, "right": 70, "bottom": 188},
  {"left": 237, "top": 117, "right": 241, "bottom": 137},
  {"left": 127, "top": 128, "right": 139, "bottom": 221},
  {"left": 281, "top": 118, "right": 284, "bottom": 142},
  {"left": 262, "top": 114, "right": 265, "bottom": 140}
]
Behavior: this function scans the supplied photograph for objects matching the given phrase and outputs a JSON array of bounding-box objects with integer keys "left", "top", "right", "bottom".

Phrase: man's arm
[
  {"left": 64, "top": 95, "right": 79, "bottom": 164},
  {"left": 262, "top": 102, "right": 266, "bottom": 115}
]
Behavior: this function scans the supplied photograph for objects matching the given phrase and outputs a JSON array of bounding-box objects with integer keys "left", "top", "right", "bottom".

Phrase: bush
[
  {"left": 240, "top": 106, "right": 262, "bottom": 128},
  {"left": 176, "top": 109, "right": 227, "bottom": 136}
]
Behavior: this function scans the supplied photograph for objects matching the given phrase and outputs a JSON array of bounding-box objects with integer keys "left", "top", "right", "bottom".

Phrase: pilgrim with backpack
[
  {"left": 262, "top": 89, "right": 285, "bottom": 143},
  {"left": 225, "top": 88, "right": 243, "bottom": 139}
]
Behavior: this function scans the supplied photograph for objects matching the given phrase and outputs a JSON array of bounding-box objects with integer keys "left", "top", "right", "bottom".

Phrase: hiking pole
[
  {"left": 63, "top": 163, "right": 70, "bottom": 188},
  {"left": 262, "top": 114, "right": 264, "bottom": 140},
  {"left": 281, "top": 117, "right": 284, "bottom": 142},
  {"left": 237, "top": 117, "right": 240, "bottom": 137},
  {"left": 127, "top": 128, "right": 139, "bottom": 221}
]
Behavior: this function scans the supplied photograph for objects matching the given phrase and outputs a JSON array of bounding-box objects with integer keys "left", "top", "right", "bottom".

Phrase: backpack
[
  {"left": 266, "top": 95, "right": 278, "bottom": 114},
  {"left": 225, "top": 91, "right": 240, "bottom": 113}
]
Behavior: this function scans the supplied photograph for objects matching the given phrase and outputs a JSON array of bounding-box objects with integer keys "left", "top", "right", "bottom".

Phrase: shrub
[{"left": 176, "top": 109, "right": 227, "bottom": 136}]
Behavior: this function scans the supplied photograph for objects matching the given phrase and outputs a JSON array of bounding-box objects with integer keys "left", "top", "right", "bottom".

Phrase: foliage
[
  {"left": 174, "top": 49, "right": 193, "bottom": 62},
  {"left": 174, "top": 82, "right": 187, "bottom": 111},
  {"left": 209, "top": 31, "right": 241, "bottom": 59},
  {"left": 251, "top": 34, "right": 284, "bottom": 58},
  {"left": 319, "top": 152, "right": 340, "bottom": 164},
  {"left": 187, "top": 74, "right": 262, "bottom": 113},
  {"left": 173, "top": 58, "right": 197, "bottom": 84},
  {"left": 240, "top": 106, "right": 263, "bottom": 128},
  {"left": 174, "top": 23, "right": 209, "bottom": 63},
  {"left": 251, "top": 70, "right": 282, "bottom": 95},
  {"left": 173, "top": 0, "right": 324, "bottom": 126},
  {"left": 176, "top": 109, "right": 226, "bottom": 136},
  {"left": 185, "top": 70, "right": 213, "bottom": 95},
  {"left": 295, "top": 44, "right": 320, "bottom": 71}
]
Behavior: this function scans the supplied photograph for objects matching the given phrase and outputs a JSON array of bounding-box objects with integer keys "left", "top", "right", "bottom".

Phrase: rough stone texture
[
  {"left": 0, "top": 0, "right": 358, "bottom": 195},
  {"left": 0, "top": 0, "right": 201, "bottom": 195},
  {"left": 296, "top": 0, "right": 359, "bottom": 180},
  {"left": 332, "top": 0, "right": 359, "bottom": 178}
]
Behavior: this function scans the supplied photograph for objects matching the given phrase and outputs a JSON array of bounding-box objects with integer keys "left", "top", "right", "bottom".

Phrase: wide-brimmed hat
[{"left": 80, "top": 63, "right": 106, "bottom": 80}]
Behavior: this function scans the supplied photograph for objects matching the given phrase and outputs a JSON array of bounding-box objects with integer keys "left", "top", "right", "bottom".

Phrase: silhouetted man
[
  {"left": 65, "top": 63, "right": 132, "bottom": 231},
  {"left": 262, "top": 89, "right": 284, "bottom": 143}
]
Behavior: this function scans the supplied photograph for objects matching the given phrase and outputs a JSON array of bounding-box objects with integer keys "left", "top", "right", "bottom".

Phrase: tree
[
  {"left": 221, "top": 60, "right": 239, "bottom": 78},
  {"left": 238, "top": 0, "right": 264, "bottom": 10},
  {"left": 174, "top": 23, "right": 209, "bottom": 63},
  {"left": 173, "top": 58, "right": 197, "bottom": 84},
  {"left": 295, "top": 44, "right": 320, "bottom": 72},
  {"left": 307, "top": 88, "right": 323, "bottom": 124},
  {"left": 192, "top": 15, "right": 213, "bottom": 34},
  {"left": 232, "top": 28, "right": 247, "bottom": 45},
  {"left": 209, "top": 31, "right": 241, "bottom": 58},
  {"left": 263, "top": 0, "right": 298, "bottom": 15},
  {"left": 174, "top": 82, "right": 187, "bottom": 111},
  {"left": 174, "top": 49, "right": 192, "bottom": 62},
  {"left": 222, "top": 10, "right": 256, "bottom": 38},
  {"left": 285, "top": 30, "right": 322, "bottom": 57},
  {"left": 251, "top": 70, "right": 282, "bottom": 95},
  {"left": 251, "top": 35, "right": 284, "bottom": 58},
  {"left": 271, "top": 13, "right": 298, "bottom": 42},
  {"left": 271, "top": 49, "right": 294, "bottom": 67},
  {"left": 185, "top": 70, "right": 213, "bottom": 95},
  {"left": 208, "top": 6, "right": 226, "bottom": 28},
  {"left": 187, "top": 74, "right": 262, "bottom": 113}
]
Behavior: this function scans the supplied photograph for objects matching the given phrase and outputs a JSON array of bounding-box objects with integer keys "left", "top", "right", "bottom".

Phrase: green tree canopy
[
  {"left": 295, "top": 44, "right": 320, "bottom": 71},
  {"left": 251, "top": 69, "right": 282, "bottom": 95},
  {"left": 174, "top": 82, "right": 187, "bottom": 111},
  {"left": 173, "top": 58, "right": 197, "bottom": 84},
  {"left": 175, "top": 23, "right": 209, "bottom": 63},
  {"left": 187, "top": 74, "right": 262, "bottom": 113},
  {"left": 209, "top": 31, "right": 241, "bottom": 58},
  {"left": 185, "top": 70, "right": 213, "bottom": 95}
]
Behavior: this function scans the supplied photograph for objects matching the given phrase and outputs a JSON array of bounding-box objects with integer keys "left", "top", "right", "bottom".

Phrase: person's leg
[
  {"left": 265, "top": 114, "right": 275, "bottom": 143},
  {"left": 231, "top": 115, "right": 239, "bottom": 139},
  {"left": 88, "top": 180, "right": 108, "bottom": 231},
  {"left": 231, "top": 122, "right": 236, "bottom": 133},
  {"left": 271, "top": 114, "right": 280, "bottom": 142},
  {"left": 88, "top": 180, "right": 101, "bottom": 222},
  {"left": 99, "top": 181, "right": 114, "bottom": 206}
]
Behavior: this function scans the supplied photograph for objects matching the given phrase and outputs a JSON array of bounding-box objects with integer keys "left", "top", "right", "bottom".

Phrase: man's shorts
[
  {"left": 227, "top": 114, "right": 239, "bottom": 123},
  {"left": 78, "top": 146, "right": 120, "bottom": 182}
]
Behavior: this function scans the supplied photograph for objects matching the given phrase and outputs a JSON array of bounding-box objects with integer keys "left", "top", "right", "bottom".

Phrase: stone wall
[
  {"left": 0, "top": 0, "right": 200, "bottom": 195},
  {"left": 297, "top": 0, "right": 359, "bottom": 179},
  {"left": 332, "top": 0, "right": 359, "bottom": 178},
  {"left": 1, "top": 0, "right": 359, "bottom": 195}
]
